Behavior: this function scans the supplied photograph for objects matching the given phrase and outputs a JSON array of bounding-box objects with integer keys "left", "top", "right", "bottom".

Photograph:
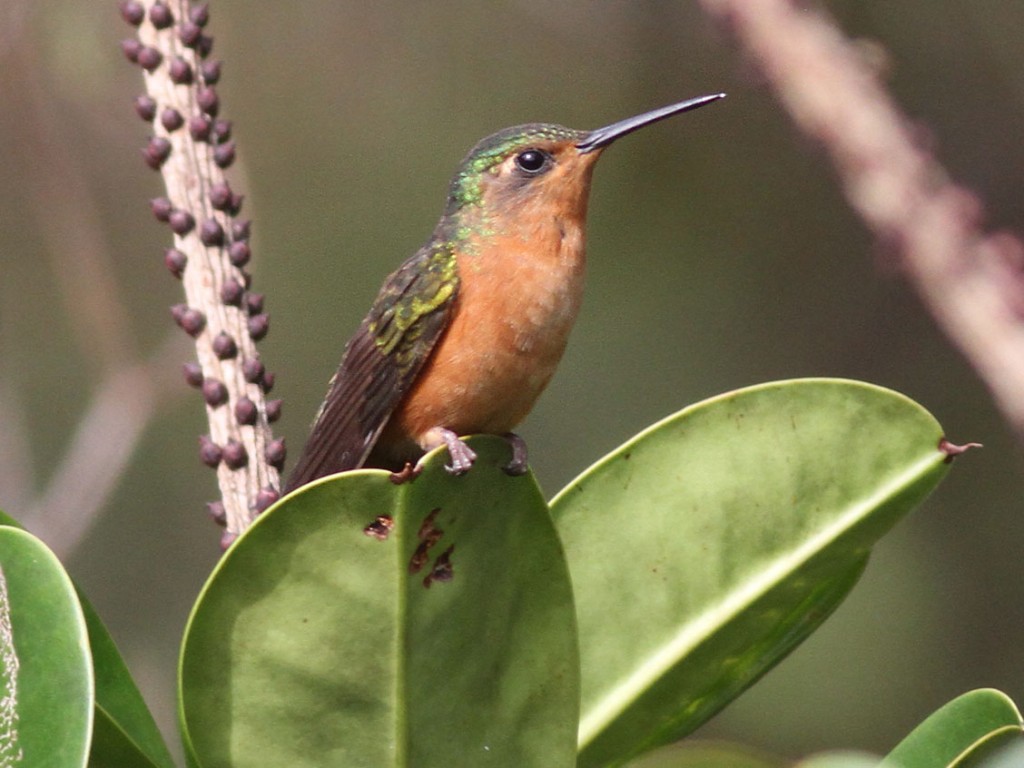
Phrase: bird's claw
[
  {"left": 420, "top": 426, "right": 477, "bottom": 475},
  {"left": 417, "top": 427, "right": 527, "bottom": 477},
  {"left": 502, "top": 432, "right": 529, "bottom": 476},
  {"left": 443, "top": 439, "right": 477, "bottom": 475}
]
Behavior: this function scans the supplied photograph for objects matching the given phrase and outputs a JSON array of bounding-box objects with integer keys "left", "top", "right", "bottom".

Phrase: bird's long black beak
[{"left": 575, "top": 93, "right": 726, "bottom": 153}]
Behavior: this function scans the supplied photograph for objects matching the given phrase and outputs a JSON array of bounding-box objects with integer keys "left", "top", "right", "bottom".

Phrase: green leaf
[
  {"left": 0, "top": 524, "right": 92, "bottom": 767},
  {"left": 1, "top": 507, "right": 174, "bottom": 768},
  {"left": 550, "top": 379, "right": 955, "bottom": 766},
  {"left": 880, "top": 689, "right": 1023, "bottom": 768},
  {"left": 179, "top": 438, "right": 579, "bottom": 768},
  {"left": 83, "top": 595, "right": 176, "bottom": 768}
]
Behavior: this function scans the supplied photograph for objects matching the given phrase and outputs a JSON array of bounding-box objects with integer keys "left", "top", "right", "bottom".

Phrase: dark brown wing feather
[{"left": 285, "top": 245, "right": 457, "bottom": 492}]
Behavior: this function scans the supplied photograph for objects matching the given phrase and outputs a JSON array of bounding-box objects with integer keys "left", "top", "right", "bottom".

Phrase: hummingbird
[{"left": 286, "top": 93, "right": 725, "bottom": 492}]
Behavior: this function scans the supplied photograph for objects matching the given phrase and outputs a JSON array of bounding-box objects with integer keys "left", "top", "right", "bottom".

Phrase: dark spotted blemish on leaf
[
  {"left": 418, "top": 508, "right": 443, "bottom": 543},
  {"left": 622, "top": 452, "right": 631, "bottom": 460},
  {"left": 363, "top": 515, "right": 394, "bottom": 541},
  {"left": 423, "top": 545, "right": 455, "bottom": 589},
  {"left": 409, "top": 541, "right": 430, "bottom": 574},
  {"left": 409, "top": 508, "right": 444, "bottom": 572}
]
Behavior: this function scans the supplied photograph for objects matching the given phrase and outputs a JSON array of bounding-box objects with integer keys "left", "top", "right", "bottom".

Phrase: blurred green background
[{"left": 1, "top": 0, "right": 1023, "bottom": 760}]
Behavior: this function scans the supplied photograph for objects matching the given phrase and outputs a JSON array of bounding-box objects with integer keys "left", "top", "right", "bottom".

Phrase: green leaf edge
[
  {"left": 82, "top": 595, "right": 176, "bottom": 768},
  {"left": 0, "top": 523, "right": 94, "bottom": 767},
  {"left": 881, "top": 689, "right": 1023, "bottom": 768},
  {"left": 174, "top": 465, "right": 391, "bottom": 767},
  {"left": 0, "top": 510, "right": 172, "bottom": 768},
  {"left": 550, "top": 377, "right": 945, "bottom": 509},
  {"left": 551, "top": 377, "right": 952, "bottom": 754},
  {"left": 178, "top": 445, "right": 580, "bottom": 768}
]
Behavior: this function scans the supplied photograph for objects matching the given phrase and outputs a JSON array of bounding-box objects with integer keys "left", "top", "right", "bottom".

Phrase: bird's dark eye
[{"left": 514, "top": 149, "right": 550, "bottom": 174}]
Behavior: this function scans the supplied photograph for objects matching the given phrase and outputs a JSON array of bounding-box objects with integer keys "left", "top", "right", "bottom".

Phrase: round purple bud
[
  {"left": 248, "top": 314, "right": 269, "bottom": 341},
  {"left": 134, "top": 95, "right": 157, "bottom": 122},
  {"left": 164, "top": 247, "right": 187, "bottom": 278},
  {"left": 222, "top": 440, "right": 248, "bottom": 470},
  {"left": 231, "top": 219, "right": 252, "bottom": 241},
  {"left": 198, "top": 435, "right": 223, "bottom": 467},
  {"left": 148, "top": 2, "right": 173, "bottom": 29},
  {"left": 245, "top": 293, "right": 264, "bottom": 314},
  {"left": 169, "top": 57, "right": 193, "bottom": 84},
  {"left": 136, "top": 46, "right": 163, "bottom": 71},
  {"left": 256, "top": 487, "right": 280, "bottom": 512},
  {"left": 228, "top": 242, "right": 251, "bottom": 267},
  {"left": 119, "top": 1, "right": 145, "bottom": 26},
  {"left": 179, "top": 20, "right": 202, "bottom": 47},
  {"left": 160, "top": 108, "right": 184, "bottom": 132},
  {"left": 150, "top": 197, "right": 173, "bottom": 222},
  {"left": 212, "top": 119, "right": 232, "bottom": 142},
  {"left": 212, "top": 332, "right": 238, "bottom": 360},
  {"left": 207, "top": 500, "right": 227, "bottom": 526},
  {"left": 265, "top": 439, "right": 287, "bottom": 470},
  {"left": 242, "top": 358, "right": 265, "bottom": 384},
  {"left": 188, "top": 115, "right": 211, "bottom": 141},
  {"left": 120, "top": 38, "right": 142, "bottom": 62},
  {"left": 190, "top": 3, "right": 210, "bottom": 27},
  {"left": 201, "top": 59, "right": 221, "bottom": 84},
  {"left": 196, "top": 86, "right": 219, "bottom": 117},
  {"left": 202, "top": 378, "right": 228, "bottom": 407},
  {"left": 182, "top": 362, "right": 204, "bottom": 388},
  {"left": 209, "top": 182, "right": 232, "bottom": 210},
  {"left": 234, "top": 396, "right": 257, "bottom": 425},
  {"left": 266, "top": 398, "right": 283, "bottom": 422},
  {"left": 168, "top": 210, "right": 196, "bottom": 235},
  {"left": 171, "top": 305, "right": 205, "bottom": 336},
  {"left": 142, "top": 136, "right": 171, "bottom": 169},
  {"left": 199, "top": 218, "right": 224, "bottom": 246},
  {"left": 219, "top": 278, "right": 244, "bottom": 306},
  {"left": 213, "top": 141, "right": 236, "bottom": 168}
]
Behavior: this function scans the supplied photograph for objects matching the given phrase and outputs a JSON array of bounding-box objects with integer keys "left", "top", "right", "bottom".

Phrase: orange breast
[{"left": 386, "top": 209, "right": 588, "bottom": 455}]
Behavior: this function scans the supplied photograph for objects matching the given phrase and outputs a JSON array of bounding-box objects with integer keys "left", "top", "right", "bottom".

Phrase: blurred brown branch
[
  {"left": 699, "top": 0, "right": 1024, "bottom": 436},
  {"left": 20, "top": 334, "right": 189, "bottom": 556}
]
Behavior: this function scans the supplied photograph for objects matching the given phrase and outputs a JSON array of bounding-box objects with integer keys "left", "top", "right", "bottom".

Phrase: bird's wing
[{"left": 285, "top": 245, "right": 458, "bottom": 491}]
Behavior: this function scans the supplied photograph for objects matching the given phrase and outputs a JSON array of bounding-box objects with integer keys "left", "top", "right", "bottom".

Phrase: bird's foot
[
  {"left": 440, "top": 429, "right": 477, "bottom": 475},
  {"left": 389, "top": 462, "right": 423, "bottom": 485},
  {"left": 501, "top": 432, "right": 529, "bottom": 476}
]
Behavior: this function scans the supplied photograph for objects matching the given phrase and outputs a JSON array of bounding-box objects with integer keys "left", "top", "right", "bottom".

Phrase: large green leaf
[
  {"left": 0, "top": 524, "right": 92, "bottom": 767},
  {"left": 179, "top": 438, "right": 579, "bottom": 768},
  {"left": 880, "top": 689, "right": 1023, "bottom": 768},
  {"left": 550, "top": 379, "right": 956, "bottom": 766},
  {"left": 0, "top": 509, "right": 174, "bottom": 768}
]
